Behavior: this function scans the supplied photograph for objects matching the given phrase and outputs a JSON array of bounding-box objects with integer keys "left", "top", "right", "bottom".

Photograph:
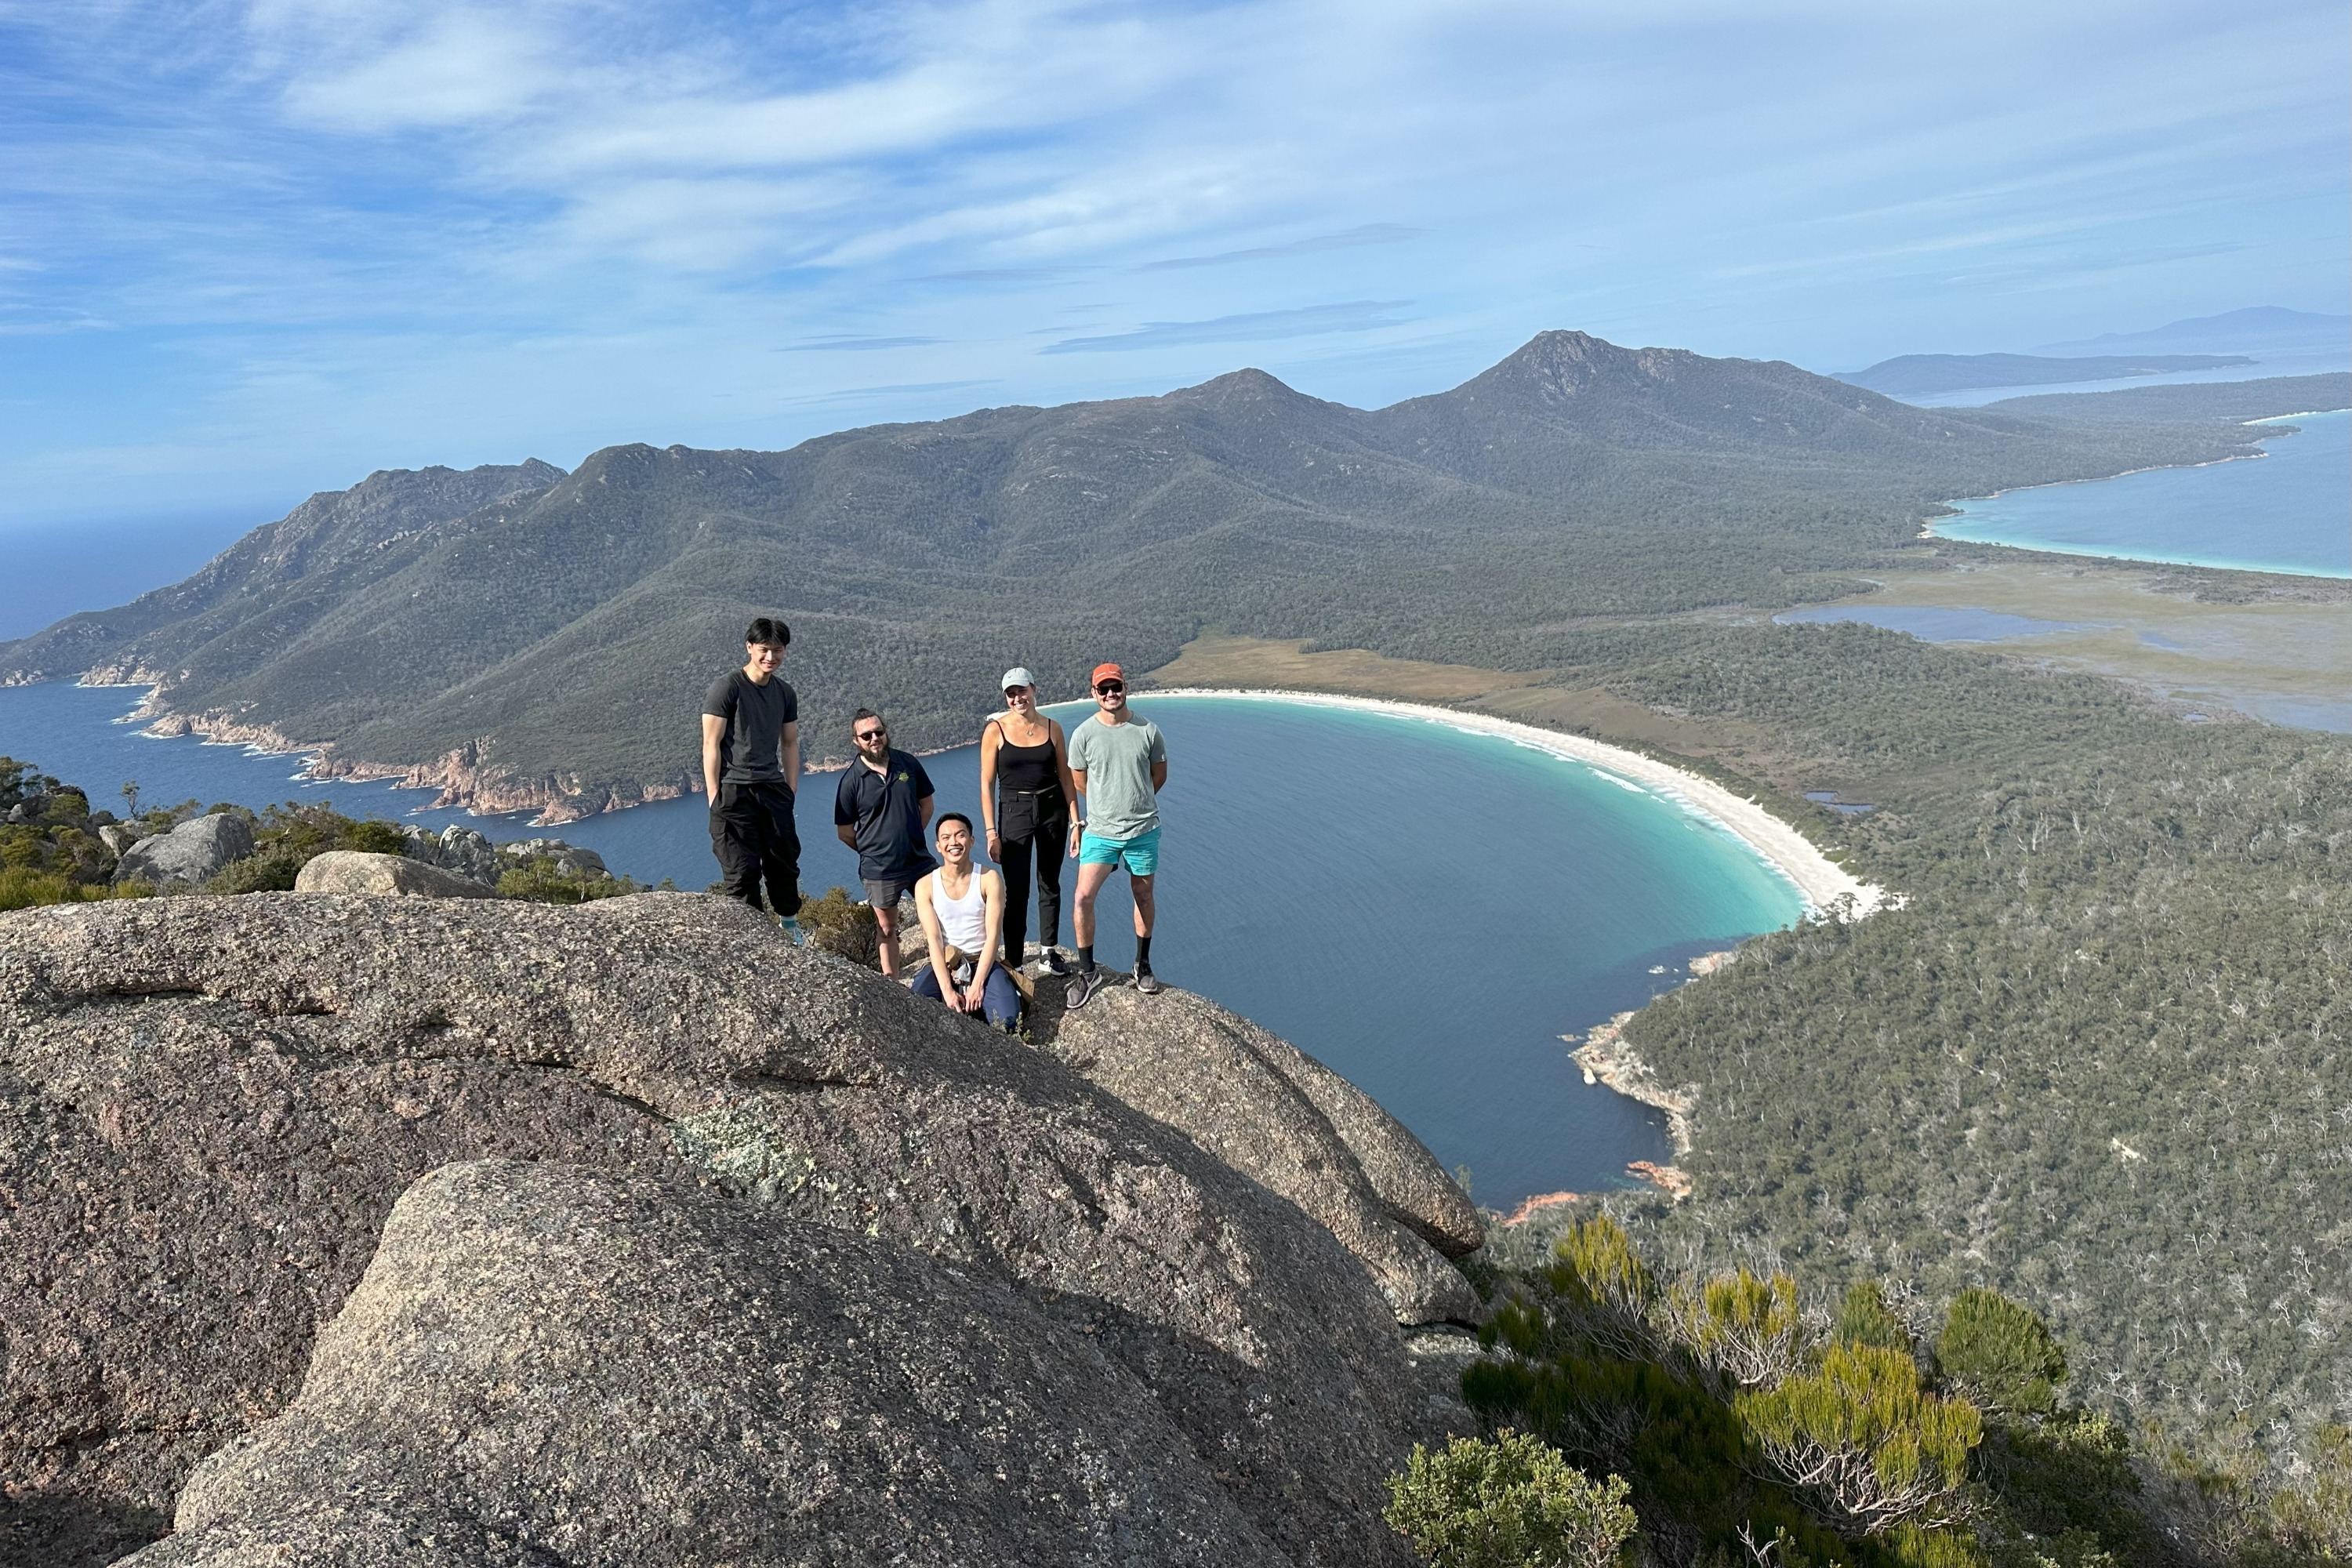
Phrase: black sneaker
[
  {"left": 1063, "top": 970, "right": 1097, "bottom": 1011},
  {"left": 1134, "top": 966, "right": 1162, "bottom": 996},
  {"left": 1043, "top": 948, "right": 1073, "bottom": 975}
]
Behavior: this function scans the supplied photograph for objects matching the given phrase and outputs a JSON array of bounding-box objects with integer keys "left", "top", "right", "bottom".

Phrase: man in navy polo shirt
[{"left": 833, "top": 708, "right": 935, "bottom": 979}]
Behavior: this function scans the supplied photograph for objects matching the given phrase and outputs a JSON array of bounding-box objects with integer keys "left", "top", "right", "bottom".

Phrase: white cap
[{"left": 1000, "top": 666, "right": 1037, "bottom": 691}]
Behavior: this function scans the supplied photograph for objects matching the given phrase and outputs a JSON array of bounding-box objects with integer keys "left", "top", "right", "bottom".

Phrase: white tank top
[{"left": 929, "top": 867, "right": 989, "bottom": 953}]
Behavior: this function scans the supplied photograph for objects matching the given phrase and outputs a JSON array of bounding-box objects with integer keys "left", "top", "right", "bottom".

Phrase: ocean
[
  {"left": 1932, "top": 408, "right": 2351, "bottom": 578},
  {"left": 0, "top": 683, "right": 1805, "bottom": 1207}
]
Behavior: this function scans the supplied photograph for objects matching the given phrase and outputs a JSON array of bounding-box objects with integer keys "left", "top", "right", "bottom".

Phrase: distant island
[{"left": 1833, "top": 350, "right": 2251, "bottom": 396}]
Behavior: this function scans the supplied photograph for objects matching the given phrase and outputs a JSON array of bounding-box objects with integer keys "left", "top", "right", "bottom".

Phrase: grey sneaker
[
  {"left": 1134, "top": 966, "right": 1162, "bottom": 996},
  {"left": 1063, "top": 970, "right": 1097, "bottom": 1011}
]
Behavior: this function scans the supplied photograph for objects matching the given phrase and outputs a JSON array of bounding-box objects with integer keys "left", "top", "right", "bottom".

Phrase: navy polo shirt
[{"left": 833, "top": 750, "right": 938, "bottom": 881}]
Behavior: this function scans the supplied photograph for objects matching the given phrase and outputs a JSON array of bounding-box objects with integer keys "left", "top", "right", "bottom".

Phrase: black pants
[
  {"left": 710, "top": 781, "right": 801, "bottom": 914},
  {"left": 996, "top": 793, "right": 1066, "bottom": 963}
]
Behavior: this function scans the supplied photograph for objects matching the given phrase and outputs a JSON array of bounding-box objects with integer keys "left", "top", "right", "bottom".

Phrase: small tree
[
  {"left": 1936, "top": 1289, "right": 2065, "bottom": 1418},
  {"left": 1534, "top": 1215, "right": 1657, "bottom": 1361},
  {"left": 1737, "top": 1343, "right": 1981, "bottom": 1537},
  {"left": 1385, "top": 1430, "right": 1638, "bottom": 1568},
  {"left": 1663, "top": 1267, "right": 1813, "bottom": 1389},
  {"left": 119, "top": 779, "right": 140, "bottom": 818},
  {"left": 1835, "top": 1282, "right": 1913, "bottom": 1355}
]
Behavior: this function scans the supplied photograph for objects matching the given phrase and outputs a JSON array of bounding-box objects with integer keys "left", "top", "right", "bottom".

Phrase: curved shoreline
[{"left": 1139, "top": 687, "right": 1886, "bottom": 920}]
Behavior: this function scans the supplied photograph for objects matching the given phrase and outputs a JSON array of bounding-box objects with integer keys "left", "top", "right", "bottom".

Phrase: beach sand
[{"left": 1142, "top": 688, "right": 1886, "bottom": 920}]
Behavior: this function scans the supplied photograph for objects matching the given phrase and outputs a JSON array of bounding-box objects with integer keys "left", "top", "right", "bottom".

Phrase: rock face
[
  {"left": 0, "top": 894, "right": 1433, "bottom": 1567},
  {"left": 292, "top": 850, "right": 496, "bottom": 898},
  {"left": 1042, "top": 975, "right": 1484, "bottom": 1326},
  {"left": 110, "top": 814, "right": 253, "bottom": 887},
  {"left": 397, "top": 823, "right": 608, "bottom": 885},
  {"left": 129, "top": 1160, "right": 1284, "bottom": 1567}
]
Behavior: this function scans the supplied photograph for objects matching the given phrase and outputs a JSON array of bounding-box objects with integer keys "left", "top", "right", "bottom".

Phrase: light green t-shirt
[{"left": 1069, "top": 714, "right": 1167, "bottom": 840}]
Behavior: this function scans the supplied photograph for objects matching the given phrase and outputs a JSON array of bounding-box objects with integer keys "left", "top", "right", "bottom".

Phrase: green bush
[
  {"left": 1664, "top": 1267, "right": 1812, "bottom": 1389},
  {"left": 1384, "top": 1430, "right": 1638, "bottom": 1568},
  {"left": 1735, "top": 1345, "right": 1981, "bottom": 1540},
  {"left": 797, "top": 885, "right": 882, "bottom": 964},
  {"left": 496, "top": 854, "right": 637, "bottom": 904},
  {"left": 1936, "top": 1291, "right": 2066, "bottom": 1419},
  {"left": 0, "top": 866, "right": 147, "bottom": 913},
  {"left": 1836, "top": 1284, "right": 1914, "bottom": 1356}
]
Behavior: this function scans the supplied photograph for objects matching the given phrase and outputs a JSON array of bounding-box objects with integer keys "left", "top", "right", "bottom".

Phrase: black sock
[
  {"left": 1135, "top": 935, "right": 1152, "bottom": 970},
  {"left": 1078, "top": 944, "right": 1095, "bottom": 975}
]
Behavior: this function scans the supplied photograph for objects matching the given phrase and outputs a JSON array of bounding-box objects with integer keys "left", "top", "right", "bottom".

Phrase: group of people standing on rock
[{"left": 699, "top": 617, "right": 1165, "bottom": 1022}]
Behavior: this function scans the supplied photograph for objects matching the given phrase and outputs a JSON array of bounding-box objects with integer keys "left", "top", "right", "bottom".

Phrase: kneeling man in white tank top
[{"left": 912, "top": 813, "right": 1022, "bottom": 1030}]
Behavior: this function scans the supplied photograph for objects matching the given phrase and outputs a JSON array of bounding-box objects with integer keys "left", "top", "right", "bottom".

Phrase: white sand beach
[{"left": 1142, "top": 688, "right": 1886, "bottom": 919}]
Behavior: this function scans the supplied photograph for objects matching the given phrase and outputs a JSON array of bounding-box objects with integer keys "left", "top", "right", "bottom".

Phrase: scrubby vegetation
[
  {"left": 1443, "top": 1214, "right": 2350, "bottom": 1566},
  {"left": 1385, "top": 1429, "right": 1638, "bottom": 1568},
  {"left": 0, "top": 757, "right": 637, "bottom": 907}
]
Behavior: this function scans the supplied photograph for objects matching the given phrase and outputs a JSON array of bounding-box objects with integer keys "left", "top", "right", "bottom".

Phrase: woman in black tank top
[{"left": 980, "top": 670, "right": 1080, "bottom": 973}]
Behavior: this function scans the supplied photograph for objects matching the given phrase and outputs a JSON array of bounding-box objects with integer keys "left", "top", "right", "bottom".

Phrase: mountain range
[
  {"left": 2035, "top": 304, "right": 2350, "bottom": 357},
  {"left": 1834, "top": 352, "right": 2250, "bottom": 397},
  {"left": 0, "top": 331, "right": 2292, "bottom": 818}
]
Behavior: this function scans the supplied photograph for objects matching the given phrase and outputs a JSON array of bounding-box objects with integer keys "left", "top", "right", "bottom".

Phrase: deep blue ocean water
[
  {"left": 1933, "top": 408, "right": 2350, "bottom": 577},
  {"left": 0, "top": 684, "right": 1803, "bottom": 1207}
]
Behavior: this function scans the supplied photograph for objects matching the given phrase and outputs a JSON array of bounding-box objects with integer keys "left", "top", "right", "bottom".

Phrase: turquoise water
[
  {"left": 1933, "top": 409, "right": 2350, "bottom": 577},
  {"left": 0, "top": 684, "right": 1802, "bottom": 1205}
]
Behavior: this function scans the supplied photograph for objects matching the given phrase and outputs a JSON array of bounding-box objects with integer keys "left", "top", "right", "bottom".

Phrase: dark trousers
[
  {"left": 710, "top": 781, "right": 800, "bottom": 914},
  {"left": 996, "top": 800, "right": 1066, "bottom": 963}
]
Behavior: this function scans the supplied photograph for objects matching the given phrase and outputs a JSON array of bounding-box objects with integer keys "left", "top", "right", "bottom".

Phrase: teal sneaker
[{"left": 779, "top": 916, "right": 802, "bottom": 946}]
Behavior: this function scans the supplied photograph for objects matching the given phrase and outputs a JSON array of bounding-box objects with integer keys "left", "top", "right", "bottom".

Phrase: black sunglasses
[
  {"left": 1095, "top": 681, "right": 1124, "bottom": 695},
  {"left": 855, "top": 727, "right": 887, "bottom": 741}
]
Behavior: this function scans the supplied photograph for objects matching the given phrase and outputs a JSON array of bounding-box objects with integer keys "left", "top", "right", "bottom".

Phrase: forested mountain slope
[{"left": 0, "top": 334, "right": 2278, "bottom": 811}]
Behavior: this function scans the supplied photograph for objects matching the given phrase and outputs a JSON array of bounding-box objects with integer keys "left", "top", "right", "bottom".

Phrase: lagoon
[
  {"left": 0, "top": 682, "right": 1807, "bottom": 1207},
  {"left": 1932, "top": 408, "right": 2350, "bottom": 577}
]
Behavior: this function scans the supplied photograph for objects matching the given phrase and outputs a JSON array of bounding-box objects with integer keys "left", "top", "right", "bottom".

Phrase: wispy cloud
[
  {"left": 1141, "top": 223, "right": 1423, "bottom": 271},
  {"left": 779, "top": 335, "right": 946, "bottom": 352},
  {"left": 1043, "top": 300, "right": 1414, "bottom": 354},
  {"left": 0, "top": 0, "right": 2343, "bottom": 525}
]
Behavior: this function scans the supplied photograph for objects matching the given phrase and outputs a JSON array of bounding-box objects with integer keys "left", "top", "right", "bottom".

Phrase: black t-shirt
[
  {"left": 833, "top": 750, "right": 938, "bottom": 880},
  {"left": 702, "top": 670, "right": 798, "bottom": 786}
]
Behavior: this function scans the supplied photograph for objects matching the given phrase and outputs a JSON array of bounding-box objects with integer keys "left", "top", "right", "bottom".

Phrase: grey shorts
[{"left": 863, "top": 877, "right": 921, "bottom": 913}]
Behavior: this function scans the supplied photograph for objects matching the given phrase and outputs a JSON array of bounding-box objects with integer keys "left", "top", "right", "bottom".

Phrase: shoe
[
  {"left": 778, "top": 916, "right": 802, "bottom": 946},
  {"left": 1134, "top": 966, "right": 1162, "bottom": 996},
  {"left": 1063, "top": 970, "right": 1096, "bottom": 1011},
  {"left": 1044, "top": 948, "right": 1073, "bottom": 975}
]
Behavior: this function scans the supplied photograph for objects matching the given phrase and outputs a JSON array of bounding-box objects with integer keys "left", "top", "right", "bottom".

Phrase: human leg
[
  {"left": 979, "top": 965, "right": 1022, "bottom": 1029},
  {"left": 864, "top": 878, "right": 909, "bottom": 977},
  {"left": 909, "top": 965, "right": 946, "bottom": 1004},
  {"left": 1071, "top": 857, "right": 1116, "bottom": 949},
  {"left": 997, "top": 828, "right": 1036, "bottom": 967},
  {"left": 1033, "top": 811, "right": 1067, "bottom": 959},
  {"left": 752, "top": 784, "right": 801, "bottom": 921},
  {"left": 709, "top": 784, "right": 765, "bottom": 908}
]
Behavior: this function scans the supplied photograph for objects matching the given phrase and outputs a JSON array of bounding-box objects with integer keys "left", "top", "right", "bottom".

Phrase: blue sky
[{"left": 3, "top": 0, "right": 2346, "bottom": 532}]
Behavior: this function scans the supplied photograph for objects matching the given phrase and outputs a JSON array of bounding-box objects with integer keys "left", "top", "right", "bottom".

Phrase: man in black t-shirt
[
  {"left": 833, "top": 708, "right": 935, "bottom": 979},
  {"left": 702, "top": 618, "right": 803, "bottom": 936}
]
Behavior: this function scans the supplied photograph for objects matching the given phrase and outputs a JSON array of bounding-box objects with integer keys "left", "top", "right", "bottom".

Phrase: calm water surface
[
  {"left": 1933, "top": 408, "right": 2350, "bottom": 577},
  {"left": 0, "top": 684, "right": 1804, "bottom": 1207}
]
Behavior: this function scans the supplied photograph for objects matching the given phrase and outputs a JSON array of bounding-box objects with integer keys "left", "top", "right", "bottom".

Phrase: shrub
[
  {"left": 1534, "top": 1215, "right": 1658, "bottom": 1361},
  {"left": 1835, "top": 1283, "right": 1914, "bottom": 1356},
  {"left": 797, "top": 886, "right": 881, "bottom": 964},
  {"left": 1384, "top": 1430, "right": 1638, "bottom": 1568},
  {"left": 1936, "top": 1290, "right": 2065, "bottom": 1419},
  {"left": 496, "top": 853, "right": 637, "bottom": 904},
  {"left": 0, "top": 867, "right": 147, "bottom": 912},
  {"left": 1664, "top": 1267, "right": 1813, "bottom": 1389},
  {"left": 1737, "top": 1344, "right": 1982, "bottom": 1539}
]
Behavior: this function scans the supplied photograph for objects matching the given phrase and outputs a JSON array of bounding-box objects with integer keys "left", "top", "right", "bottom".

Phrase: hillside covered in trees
[{"left": 0, "top": 336, "right": 2311, "bottom": 811}]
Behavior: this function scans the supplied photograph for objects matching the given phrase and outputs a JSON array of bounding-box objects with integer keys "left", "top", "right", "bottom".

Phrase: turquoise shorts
[{"left": 1078, "top": 826, "right": 1160, "bottom": 876}]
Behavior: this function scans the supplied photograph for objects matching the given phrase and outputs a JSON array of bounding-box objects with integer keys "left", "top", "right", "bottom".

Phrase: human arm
[
  {"left": 780, "top": 720, "right": 800, "bottom": 791},
  {"left": 914, "top": 878, "right": 962, "bottom": 1006},
  {"left": 833, "top": 774, "right": 858, "bottom": 849},
  {"left": 1149, "top": 724, "right": 1167, "bottom": 793},
  {"left": 979, "top": 722, "right": 1001, "bottom": 855},
  {"left": 700, "top": 714, "right": 726, "bottom": 804},
  {"left": 966, "top": 870, "right": 1004, "bottom": 1010},
  {"left": 1067, "top": 761, "right": 1088, "bottom": 857},
  {"left": 1151, "top": 759, "right": 1167, "bottom": 791}
]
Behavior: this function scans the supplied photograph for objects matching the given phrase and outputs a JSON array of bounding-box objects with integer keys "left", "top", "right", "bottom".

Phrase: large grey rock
[
  {"left": 1041, "top": 975, "right": 1483, "bottom": 1326},
  {"left": 293, "top": 851, "right": 495, "bottom": 898},
  {"left": 111, "top": 814, "right": 253, "bottom": 887},
  {"left": 0, "top": 894, "right": 1426, "bottom": 1568},
  {"left": 125, "top": 1160, "right": 1283, "bottom": 1568},
  {"left": 396, "top": 825, "right": 608, "bottom": 886}
]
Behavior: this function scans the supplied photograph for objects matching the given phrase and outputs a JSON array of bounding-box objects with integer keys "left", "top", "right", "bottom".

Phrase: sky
[{"left": 2, "top": 0, "right": 2347, "bottom": 536}]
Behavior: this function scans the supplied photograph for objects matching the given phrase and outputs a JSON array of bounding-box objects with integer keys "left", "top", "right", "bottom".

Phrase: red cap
[{"left": 1090, "top": 662, "right": 1126, "bottom": 690}]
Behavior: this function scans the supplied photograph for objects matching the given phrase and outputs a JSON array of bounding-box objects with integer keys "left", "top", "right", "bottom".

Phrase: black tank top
[{"left": 993, "top": 722, "right": 1059, "bottom": 795}]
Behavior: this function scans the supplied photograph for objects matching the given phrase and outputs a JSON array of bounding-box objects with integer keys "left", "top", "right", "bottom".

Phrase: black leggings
[{"left": 996, "top": 811, "right": 1066, "bottom": 962}]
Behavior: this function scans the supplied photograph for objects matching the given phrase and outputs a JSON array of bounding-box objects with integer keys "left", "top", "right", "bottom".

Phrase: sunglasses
[
  {"left": 1004, "top": 687, "right": 1031, "bottom": 699},
  {"left": 855, "top": 727, "right": 887, "bottom": 741},
  {"left": 1095, "top": 682, "right": 1124, "bottom": 695}
]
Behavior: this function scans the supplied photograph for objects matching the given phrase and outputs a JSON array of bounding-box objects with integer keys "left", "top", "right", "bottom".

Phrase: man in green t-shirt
[{"left": 1064, "top": 662, "right": 1167, "bottom": 1009}]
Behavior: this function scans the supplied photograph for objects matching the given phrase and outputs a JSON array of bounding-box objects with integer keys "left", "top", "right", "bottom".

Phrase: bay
[
  {"left": 1931, "top": 408, "right": 2350, "bottom": 577},
  {"left": 0, "top": 684, "right": 1804, "bottom": 1207}
]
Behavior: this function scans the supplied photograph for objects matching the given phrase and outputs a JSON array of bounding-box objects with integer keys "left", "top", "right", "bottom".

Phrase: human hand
[
  {"left": 1066, "top": 822, "right": 1083, "bottom": 858},
  {"left": 960, "top": 982, "right": 986, "bottom": 1012},
  {"left": 985, "top": 829, "right": 1001, "bottom": 859}
]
